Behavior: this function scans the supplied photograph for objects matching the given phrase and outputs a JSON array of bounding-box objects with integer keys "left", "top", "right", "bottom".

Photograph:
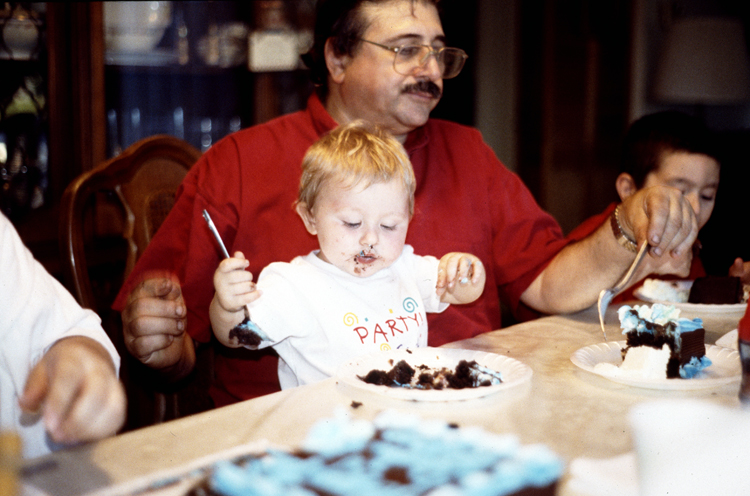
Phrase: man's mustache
[{"left": 403, "top": 80, "right": 442, "bottom": 99}]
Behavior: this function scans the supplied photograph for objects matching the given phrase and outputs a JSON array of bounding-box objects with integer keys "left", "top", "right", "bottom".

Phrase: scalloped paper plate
[
  {"left": 634, "top": 281, "right": 746, "bottom": 318},
  {"left": 716, "top": 329, "right": 738, "bottom": 350},
  {"left": 336, "top": 347, "right": 532, "bottom": 401},
  {"left": 571, "top": 341, "right": 740, "bottom": 390}
]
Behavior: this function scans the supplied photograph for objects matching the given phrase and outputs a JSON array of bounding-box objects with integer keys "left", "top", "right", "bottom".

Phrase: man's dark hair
[
  {"left": 301, "top": 0, "right": 441, "bottom": 97},
  {"left": 621, "top": 111, "right": 720, "bottom": 188}
]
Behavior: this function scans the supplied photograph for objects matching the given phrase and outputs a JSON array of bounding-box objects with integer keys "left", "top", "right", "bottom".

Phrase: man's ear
[
  {"left": 325, "top": 38, "right": 349, "bottom": 84},
  {"left": 615, "top": 173, "right": 637, "bottom": 201},
  {"left": 296, "top": 202, "right": 317, "bottom": 235}
]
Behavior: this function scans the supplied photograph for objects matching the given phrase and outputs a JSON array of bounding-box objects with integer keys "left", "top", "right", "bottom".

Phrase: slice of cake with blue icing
[
  {"left": 195, "top": 410, "right": 563, "bottom": 496},
  {"left": 617, "top": 303, "right": 711, "bottom": 379}
]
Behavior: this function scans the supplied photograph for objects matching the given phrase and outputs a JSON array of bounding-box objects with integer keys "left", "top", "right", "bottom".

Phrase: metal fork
[{"left": 597, "top": 241, "right": 649, "bottom": 341}]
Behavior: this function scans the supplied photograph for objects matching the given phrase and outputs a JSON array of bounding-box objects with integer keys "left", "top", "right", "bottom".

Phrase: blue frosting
[
  {"left": 679, "top": 355, "right": 713, "bottom": 378},
  {"left": 675, "top": 317, "right": 704, "bottom": 333},
  {"left": 618, "top": 304, "right": 704, "bottom": 340},
  {"left": 618, "top": 305, "right": 650, "bottom": 334},
  {"left": 303, "top": 410, "right": 375, "bottom": 458},
  {"left": 619, "top": 303, "right": 681, "bottom": 335},
  {"left": 210, "top": 458, "right": 317, "bottom": 496},
  {"left": 470, "top": 363, "right": 504, "bottom": 385},
  {"left": 207, "top": 410, "right": 563, "bottom": 496}
]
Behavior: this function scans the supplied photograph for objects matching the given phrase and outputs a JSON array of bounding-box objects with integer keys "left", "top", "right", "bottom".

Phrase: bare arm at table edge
[
  {"left": 521, "top": 185, "right": 698, "bottom": 314},
  {"left": 121, "top": 273, "right": 196, "bottom": 381}
]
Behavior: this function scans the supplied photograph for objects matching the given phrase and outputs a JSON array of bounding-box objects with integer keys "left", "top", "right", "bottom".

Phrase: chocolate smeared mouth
[{"left": 356, "top": 251, "right": 377, "bottom": 264}]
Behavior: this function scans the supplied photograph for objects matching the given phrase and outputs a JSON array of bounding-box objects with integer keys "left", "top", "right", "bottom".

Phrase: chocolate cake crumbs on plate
[
  {"left": 337, "top": 348, "right": 532, "bottom": 401},
  {"left": 359, "top": 358, "right": 502, "bottom": 389}
]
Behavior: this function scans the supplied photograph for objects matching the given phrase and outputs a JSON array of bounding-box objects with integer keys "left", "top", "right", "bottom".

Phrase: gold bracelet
[{"left": 610, "top": 205, "right": 638, "bottom": 253}]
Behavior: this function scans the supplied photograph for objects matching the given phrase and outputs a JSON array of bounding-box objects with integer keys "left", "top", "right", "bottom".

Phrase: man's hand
[
  {"left": 618, "top": 186, "right": 698, "bottom": 277},
  {"left": 121, "top": 272, "right": 194, "bottom": 378},
  {"left": 522, "top": 185, "right": 699, "bottom": 314},
  {"left": 19, "top": 337, "right": 126, "bottom": 445}
]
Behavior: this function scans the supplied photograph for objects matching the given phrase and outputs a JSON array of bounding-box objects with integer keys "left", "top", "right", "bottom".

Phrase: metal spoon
[
  {"left": 202, "top": 209, "right": 230, "bottom": 259},
  {"left": 202, "top": 209, "right": 253, "bottom": 320},
  {"left": 597, "top": 241, "right": 649, "bottom": 341}
]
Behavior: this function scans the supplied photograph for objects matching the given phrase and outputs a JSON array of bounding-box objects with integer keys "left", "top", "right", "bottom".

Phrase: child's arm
[
  {"left": 435, "top": 253, "right": 486, "bottom": 304},
  {"left": 729, "top": 257, "right": 750, "bottom": 285},
  {"left": 210, "top": 251, "right": 262, "bottom": 347}
]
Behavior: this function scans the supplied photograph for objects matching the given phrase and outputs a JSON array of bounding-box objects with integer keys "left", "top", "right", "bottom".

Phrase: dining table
[{"left": 20, "top": 302, "right": 745, "bottom": 496}]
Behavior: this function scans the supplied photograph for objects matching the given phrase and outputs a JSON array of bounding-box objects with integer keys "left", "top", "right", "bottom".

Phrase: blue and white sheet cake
[{"left": 200, "top": 410, "right": 563, "bottom": 496}]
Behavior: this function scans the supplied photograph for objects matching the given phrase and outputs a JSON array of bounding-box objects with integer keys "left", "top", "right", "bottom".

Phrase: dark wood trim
[{"left": 46, "top": 2, "right": 106, "bottom": 185}]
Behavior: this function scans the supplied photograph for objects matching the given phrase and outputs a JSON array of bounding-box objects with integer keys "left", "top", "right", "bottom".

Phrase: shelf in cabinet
[
  {"left": 104, "top": 49, "right": 179, "bottom": 68},
  {"left": 105, "top": 58, "right": 310, "bottom": 78}
]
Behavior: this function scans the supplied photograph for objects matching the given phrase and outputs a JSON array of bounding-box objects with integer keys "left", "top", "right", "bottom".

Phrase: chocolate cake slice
[
  {"left": 618, "top": 303, "right": 711, "bottom": 379},
  {"left": 688, "top": 276, "right": 744, "bottom": 304}
]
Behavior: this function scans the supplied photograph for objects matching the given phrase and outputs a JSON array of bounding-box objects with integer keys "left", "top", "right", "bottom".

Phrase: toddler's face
[
  {"left": 644, "top": 151, "right": 720, "bottom": 229},
  {"left": 300, "top": 177, "right": 411, "bottom": 277}
]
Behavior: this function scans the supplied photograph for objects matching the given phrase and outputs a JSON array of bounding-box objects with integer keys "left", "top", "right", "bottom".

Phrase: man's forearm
[{"left": 521, "top": 220, "right": 636, "bottom": 314}]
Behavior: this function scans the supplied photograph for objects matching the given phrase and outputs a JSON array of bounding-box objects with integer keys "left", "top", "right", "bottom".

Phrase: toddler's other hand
[{"left": 436, "top": 253, "right": 485, "bottom": 298}]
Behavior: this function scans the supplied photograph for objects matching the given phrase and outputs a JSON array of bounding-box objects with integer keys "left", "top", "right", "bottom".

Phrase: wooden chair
[
  {"left": 60, "top": 135, "right": 201, "bottom": 310},
  {"left": 59, "top": 135, "right": 210, "bottom": 429}
]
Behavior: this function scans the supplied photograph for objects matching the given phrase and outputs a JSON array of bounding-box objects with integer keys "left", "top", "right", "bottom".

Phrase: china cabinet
[{"left": 102, "top": 1, "right": 316, "bottom": 156}]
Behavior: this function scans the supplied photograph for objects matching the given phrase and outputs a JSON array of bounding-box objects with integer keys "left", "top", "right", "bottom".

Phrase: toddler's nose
[{"left": 360, "top": 229, "right": 378, "bottom": 249}]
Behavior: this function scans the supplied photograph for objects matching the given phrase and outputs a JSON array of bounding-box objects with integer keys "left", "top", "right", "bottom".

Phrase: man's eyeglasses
[{"left": 360, "top": 39, "right": 468, "bottom": 79}]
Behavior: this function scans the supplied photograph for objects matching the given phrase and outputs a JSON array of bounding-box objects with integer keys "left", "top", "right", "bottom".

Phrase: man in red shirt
[{"left": 115, "top": 0, "right": 699, "bottom": 407}]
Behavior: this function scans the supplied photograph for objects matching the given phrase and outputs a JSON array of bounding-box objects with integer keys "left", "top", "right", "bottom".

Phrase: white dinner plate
[
  {"left": 716, "top": 329, "right": 738, "bottom": 350},
  {"left": 570, "top": 341, "right": 740, "bottom": 390},
  {"left": 633, "top": 280, "right": 747, "bottom": 318},
  {"left": 634, "top": 280, "right": 747, "bottom": 318},
  {"left": 336, "top": 347, "right": 532, "bottom": 401}
]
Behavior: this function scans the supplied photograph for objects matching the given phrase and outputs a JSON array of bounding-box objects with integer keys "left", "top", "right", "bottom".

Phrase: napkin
[
  {"left": 565, "top": 453, "right": 638, "bottom": 496},
  {"left": 629, "top": 399, "right": 750, "bottom": 496}
]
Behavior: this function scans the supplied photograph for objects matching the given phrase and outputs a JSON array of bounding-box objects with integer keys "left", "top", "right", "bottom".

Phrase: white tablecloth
[{"left": 21, "top": 304, "right": 744, "bottom": 495}]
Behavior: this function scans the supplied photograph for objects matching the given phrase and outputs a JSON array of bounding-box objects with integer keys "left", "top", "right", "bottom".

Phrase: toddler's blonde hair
[{"left": 298, "top": 121, "right": 416, "bottom": 216}]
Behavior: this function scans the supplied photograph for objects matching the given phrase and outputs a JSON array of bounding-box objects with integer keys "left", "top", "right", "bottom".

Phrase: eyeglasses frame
[{"left": 359, "top": 39, "right": 468, "bottom": 79}]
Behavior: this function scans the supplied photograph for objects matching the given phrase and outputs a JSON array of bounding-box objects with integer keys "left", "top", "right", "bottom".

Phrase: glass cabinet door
[
  {"left": 0, "top": 3, "right": 48, "bottom": 221},
  {"left": 103, "top": 1, "right": 314, "bottom": 157}
]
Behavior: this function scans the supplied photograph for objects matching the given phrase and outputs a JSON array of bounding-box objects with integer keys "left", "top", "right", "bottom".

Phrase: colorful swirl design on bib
[
  {"left": 402, "top": 297, "right": 418, "bottom": 313},
  {"left": 343, "top": 312, "right": 359, "bottom": 326}
]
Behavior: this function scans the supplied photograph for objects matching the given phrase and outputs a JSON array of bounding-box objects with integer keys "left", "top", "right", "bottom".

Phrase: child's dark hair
[{"left": 621, "top": 111, "right": 719, "bottom": 188}]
